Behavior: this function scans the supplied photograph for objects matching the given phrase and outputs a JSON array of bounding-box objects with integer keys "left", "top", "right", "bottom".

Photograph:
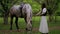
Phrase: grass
[
  {"left": 49, "top": 30, "right": 60, "bottom": 34},
  {"left": 0, "top": 16, "right": 60, "bottom": 34}
]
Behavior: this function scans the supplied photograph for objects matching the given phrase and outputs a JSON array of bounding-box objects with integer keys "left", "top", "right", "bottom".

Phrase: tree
[
  {"left": 45, "top": 0, "right": 60, "bottom": 22},
  {"left": 0, "top": 0, "right": 22, "bottom": 24},
  {"left": 34, "top": 0, "right": 60, "bottom": 22}
]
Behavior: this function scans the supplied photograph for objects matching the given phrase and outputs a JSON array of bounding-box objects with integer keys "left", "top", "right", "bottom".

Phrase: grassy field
[{"left": 0, "top": 16, "right": 60, "bottom": 34}]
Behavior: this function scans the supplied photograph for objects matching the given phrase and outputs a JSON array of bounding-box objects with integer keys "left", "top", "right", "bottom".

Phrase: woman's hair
[{"left": 42, "top": 3, "right": 46, "bottom": 9}]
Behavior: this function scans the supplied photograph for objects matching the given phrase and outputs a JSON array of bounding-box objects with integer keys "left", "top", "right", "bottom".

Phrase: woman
[{"left": 39, "top": 3, "right": 49, "bottom": 34}]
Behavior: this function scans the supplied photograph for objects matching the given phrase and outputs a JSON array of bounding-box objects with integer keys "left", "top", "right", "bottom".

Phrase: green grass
[
  {"left": 49, "top": 30, "right": 60, "bottom": 34},
  {"left": 0, "top": 16, "right": 60, "bottom": 34}
]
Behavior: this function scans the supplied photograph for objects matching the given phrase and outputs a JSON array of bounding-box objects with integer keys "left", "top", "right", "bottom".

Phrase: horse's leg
[
  {"left": 15, "top": 17, "right": 19, "bottom": 30},
  {"left": 10, "top": 16, "right": 13, "bottom": 30},
  {"left": 24, "top": 17, "right": 27, "bottom": 34}
]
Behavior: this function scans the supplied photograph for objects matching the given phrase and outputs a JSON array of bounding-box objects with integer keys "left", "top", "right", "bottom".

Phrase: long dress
[{"left": 39, "top": 8, "right": 49, "bottom": 33}]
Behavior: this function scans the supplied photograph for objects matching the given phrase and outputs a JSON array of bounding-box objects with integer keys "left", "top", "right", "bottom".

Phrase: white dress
[{"left": 39, "top": 8, "right": 49, "bottom": 33}]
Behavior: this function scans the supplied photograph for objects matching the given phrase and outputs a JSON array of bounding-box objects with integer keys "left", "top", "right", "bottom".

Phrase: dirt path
[
  {"left": 0, "top": 26, "right": 60, "bottom": 32},
  {"left": 33, "top": 26, "right": 60, "bottom": 32}
]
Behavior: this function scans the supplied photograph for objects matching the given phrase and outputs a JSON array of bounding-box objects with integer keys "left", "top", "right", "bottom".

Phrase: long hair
[{"left": 42, "top": 3, "right": 46, "bottom": 10}]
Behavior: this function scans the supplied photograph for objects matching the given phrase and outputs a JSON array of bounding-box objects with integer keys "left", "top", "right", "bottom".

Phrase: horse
[{"left": 9, "top": 3, "right": 32, "bottom": 31}]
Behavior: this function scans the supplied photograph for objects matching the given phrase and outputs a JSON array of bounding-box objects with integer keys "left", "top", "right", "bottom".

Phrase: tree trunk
[
  {"left": 55, "top": 15, "right": 57, "bottom": 23},
  {"left": 3, "top": 12, "right": 8, "bottom": 25},
  {"left": 48, "top": 14, "right": 54, "bottom": 22},
  {"left": 49, "top": 15, "right": 51, "bottom": 22}
]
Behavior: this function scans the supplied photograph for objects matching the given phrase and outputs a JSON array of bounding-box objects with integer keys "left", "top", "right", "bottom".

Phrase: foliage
[
  {"left": 45, "top": 0, "right": 60, "bottom": 15},
  {"left": 34, "top": 0, "right": 60, "bottom": 15},
  {"left": 0, "top": 0, "right": 60, "bottom": 16}
]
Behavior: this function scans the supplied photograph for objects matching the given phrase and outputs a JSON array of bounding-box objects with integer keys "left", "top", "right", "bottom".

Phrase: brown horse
[{"left": 10, "top": 3, "right": 32, "bottom": 31}]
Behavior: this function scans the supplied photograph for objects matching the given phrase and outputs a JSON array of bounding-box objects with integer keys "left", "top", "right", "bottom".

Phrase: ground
[{"left": 0, "top": 16, "right": 60, "bottom": 34}]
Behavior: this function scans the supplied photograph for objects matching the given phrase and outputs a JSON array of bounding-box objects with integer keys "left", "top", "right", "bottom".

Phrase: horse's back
[
  {"left": 10, "top": 4, "right": 32, "bottom": 18},
  {"left": 13, "top": 5, "right": 20, "bottom": 10},
  {"left": 22, "top": 4, "right": 32, "bottom": 14},
  {"left": 10, "top": 5, "right": 21, "bottom": 17}
]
